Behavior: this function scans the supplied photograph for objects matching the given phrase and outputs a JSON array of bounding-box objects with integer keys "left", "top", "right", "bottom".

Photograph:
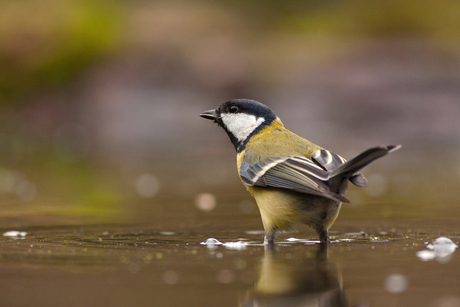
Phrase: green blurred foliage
[
  {"left": 35, "top": 158, "right": 125, "bottom": 218},
  {"left": 225, "top": 0, "right": 460, "bottom": 41},
  {"left": 0, "top": 132, "right": 127, "bottom": 223},
  {"left": 0, "top": 0, "right": 123, "bottom": 103}
]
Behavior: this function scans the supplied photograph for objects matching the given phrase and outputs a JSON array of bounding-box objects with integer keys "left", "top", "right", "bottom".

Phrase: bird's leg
[
  {"left": 319, "top": 229, "right": 330, "bottom": 245},
  {"left": 316, "top": 242, "right": 328, "bottom": 260},
  {"left": 264, "top": 229, "right": 276, "bottom": 251}
]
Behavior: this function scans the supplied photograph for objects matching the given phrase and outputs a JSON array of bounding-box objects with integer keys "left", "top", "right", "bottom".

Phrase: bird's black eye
[{"left": 229, "top": 105, "right": 239, "bottom": 113}]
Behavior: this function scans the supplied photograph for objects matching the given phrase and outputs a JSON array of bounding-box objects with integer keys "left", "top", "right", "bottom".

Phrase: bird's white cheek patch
[{"left": 221, "top": 113, "right": 265, "bottom": 142}]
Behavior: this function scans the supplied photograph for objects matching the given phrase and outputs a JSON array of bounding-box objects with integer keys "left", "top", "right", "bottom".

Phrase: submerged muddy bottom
[{"left": 0, "top": 220, "right": 459, "bottom": 307}]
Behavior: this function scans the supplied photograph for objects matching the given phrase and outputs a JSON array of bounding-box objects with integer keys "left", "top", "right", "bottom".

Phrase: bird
[
  {"left": 200, "top": 99, "right": 400, "bottom": 246},
  {"left": 247, "top": 244, "right": 347, "bottom": 306}
]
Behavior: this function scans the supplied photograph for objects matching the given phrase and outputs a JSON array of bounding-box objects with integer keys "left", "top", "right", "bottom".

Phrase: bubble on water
[
  {"left": 16, "top": 181, "right": 37, "bottom": 202},
  {"left": 416, "top": 250, "right": 436, "bottom": 261},
  {"left": 239, "top": 199, "right": 255, "bottom": 214},
  {"left": 3, "top": 231, "right": 27, "bottom": 237},
  {"left": 159, "top": 232, "right": 175, "bottom": 236},
  {"left": 200, "top": 238, "right": 223, "bottom": 249},
  {"left": 428, "top": 237, "right": 458, "bottom": 256},
  {"left": 384, "top": 273, "right": 408, "bottom": 294},
  {"left": 135, "top": 174, "right": 160, "bottom": 198},
  {"left": 285, "top": 237, "right": 319, "bottom": 244},
  {"left": 417, "top": 237, "right": 458, "bottom": 263},
  {"left": 195, "top": 193, "right": 216, "bottom": 211},
  {"left": 216, "top": 269, "right": 235, "bottom": 284},
  {"left": 163, "top": 270, "right": 179, "bottom": 285},
  {"left": 365, "top": 173, "right": 388, "bottom": 197},
  {"left": 205, "top": 238, "right": 222, "bottom": 244},
  {"left": 215, "top": 252, "right": 223, "bottom": 259},
  {"left": 223, "top": 241, "right": 247, "bottom": 250}
]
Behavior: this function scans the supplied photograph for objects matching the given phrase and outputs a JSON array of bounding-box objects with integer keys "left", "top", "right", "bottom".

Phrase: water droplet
[
  {"left": 163, "top": 270, "right": 179, "bottom": 285},
  {"left": 135, "top": 174, "right": 160, "bottom": 198},
  {"left": 216, "top": 269, "right": 235, "bottom": 284},
  {"left": 16, "top": 181, "right": 36, "bottom": 201},
  {"left": 195, "top": 193, "right": 216, "bottom": 211},
  {"left": 384, "top": 273, "right": 408, "bottom": 293}
]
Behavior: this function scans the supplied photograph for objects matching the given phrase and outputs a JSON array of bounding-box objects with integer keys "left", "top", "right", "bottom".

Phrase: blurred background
[{"left": 1, "top": 0, "right": 460, "bottom": 230}]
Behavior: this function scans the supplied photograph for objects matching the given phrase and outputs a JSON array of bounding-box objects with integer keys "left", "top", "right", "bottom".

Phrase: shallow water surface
[{"left": 0, "top": 219, "right": 459, "bottom": 307}]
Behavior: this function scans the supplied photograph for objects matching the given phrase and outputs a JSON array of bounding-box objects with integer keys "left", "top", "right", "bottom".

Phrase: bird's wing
[
  {"left": 240, "top": 156, "right": 350, "bottom": 203},
  {"left": 311, "top": 149, "right": 347, "bottom": 172},
  {"left": 311, "top": 149, "right": 368, "bottom": 188}
]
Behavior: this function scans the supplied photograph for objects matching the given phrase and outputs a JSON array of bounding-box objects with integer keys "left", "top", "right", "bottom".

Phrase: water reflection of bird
[
  {"left": 200, "top": 99, "right": 400, "bottom": 246},
  {"left": 242, "top": 245, "right": 348, "bottom": 307}
]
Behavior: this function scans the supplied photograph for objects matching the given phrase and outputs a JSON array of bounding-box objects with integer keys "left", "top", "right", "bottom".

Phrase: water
[
  {"left": 0, "top": 217, "right": 459, "bottom": 307},
  {"left": 0, "top": 147, "right": 457, "bottom": 306},
  {"left": 0, "top": 156, "right": 458, "bottom": 306}
]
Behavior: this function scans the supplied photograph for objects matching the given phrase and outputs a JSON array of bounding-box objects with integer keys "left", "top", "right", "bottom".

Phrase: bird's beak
[{"left": 200, "top": 109, "right": 218, "bottom": 120}]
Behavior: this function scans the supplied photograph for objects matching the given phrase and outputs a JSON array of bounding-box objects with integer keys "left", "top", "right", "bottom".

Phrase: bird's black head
[{"left": 200, "top": 99, "right": 277, "bottom": 151}]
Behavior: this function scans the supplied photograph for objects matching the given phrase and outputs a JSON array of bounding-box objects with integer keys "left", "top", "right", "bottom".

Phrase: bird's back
[{"left": 240, "top": 118, "right": 322, "bottom": 166}]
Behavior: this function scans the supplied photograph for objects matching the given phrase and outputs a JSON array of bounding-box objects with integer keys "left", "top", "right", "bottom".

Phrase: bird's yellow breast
[
  {"left": 236, "top": 118, "right": 325, "bottom": 232},
  {"left": 246, "top": 186, "right": 303, "bottom": 231}
]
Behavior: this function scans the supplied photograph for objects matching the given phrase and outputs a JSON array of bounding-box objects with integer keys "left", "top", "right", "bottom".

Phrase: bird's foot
[
  {"left": 319, "top": 230, "right": 330, "bottom": 246},
  {"left": 264, "top": 230, "right": 276, "bottom": 251}
]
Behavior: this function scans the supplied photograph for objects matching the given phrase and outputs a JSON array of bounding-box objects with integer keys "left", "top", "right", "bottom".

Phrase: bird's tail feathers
[{"left": 330, "top": 144, "right": 401, "bottom": 181}]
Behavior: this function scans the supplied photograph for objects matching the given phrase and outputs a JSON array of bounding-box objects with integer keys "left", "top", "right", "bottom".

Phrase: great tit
[
  {"left": 200, "top": 99, "right": 400, "bottom": 245},
  {"left": 250, "top": 245, "right": 345, "bottom": 306}
]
